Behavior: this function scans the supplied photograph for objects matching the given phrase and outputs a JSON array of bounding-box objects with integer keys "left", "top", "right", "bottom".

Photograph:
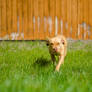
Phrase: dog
[{"left": 46, "top": 35, "right": 67, "bottom": 71}]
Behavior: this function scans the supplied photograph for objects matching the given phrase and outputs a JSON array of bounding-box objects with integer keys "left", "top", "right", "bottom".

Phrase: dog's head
[{"left": 46, "top": 35, "right": 67, "bottom": 54}]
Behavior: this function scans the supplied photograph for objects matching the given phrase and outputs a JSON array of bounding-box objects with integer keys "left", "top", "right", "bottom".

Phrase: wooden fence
[{"left": 0, "top": 0, "right": 92, "bottom": 40}]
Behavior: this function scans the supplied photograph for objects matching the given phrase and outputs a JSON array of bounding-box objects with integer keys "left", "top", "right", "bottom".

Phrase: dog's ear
[
  {"left": 61, "top": 40, "right": 65, "bottom": 45},
  {"left": 46, "top": 37, "right": 50, "bottom": 46},
  {"left": 60, "top": 35, "right": 66, "bottom": 45},
  {"left": 61, "top": 37, "right": 67, "bottom": 47}
]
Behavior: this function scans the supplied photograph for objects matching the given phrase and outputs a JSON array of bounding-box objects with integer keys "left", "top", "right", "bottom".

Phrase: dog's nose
[{"left": 53, "top": 48, "right": 57, "bottom": 51}]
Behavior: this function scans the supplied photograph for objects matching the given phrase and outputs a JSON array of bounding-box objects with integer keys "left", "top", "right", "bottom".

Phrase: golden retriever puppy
[{"left": 46, "top": 35, "right": 67, "bottom": 71}]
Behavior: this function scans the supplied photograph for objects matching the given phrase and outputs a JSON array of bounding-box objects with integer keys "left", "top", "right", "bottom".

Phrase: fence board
[
  {"left": 33, "top": 0, "right": 39, "bottom": 40},
  {"left": 44, "top": 0, "right": 50, "bottom": 39},
  {"left": 23, "top": 0, "right": 28, "bottom": 40},
  {"left": 49, "top": 0, "right": 55, "bottom": 37},
  {"left": 38, "top": 0, "right": 44, "bottom": 40},
  {"left": 56, "top": 0, "right": 61, "bottom": 35},
  {"left": 28, "top": 0, "right": 34, "bottom": 40},
  {"left": 12, "top": 0, "right": 17, "bottom": 34},
  {"left": 67, "top": 0, "right": 71, "bottom": 38},
  {"left": 17, "top": 0, "right": 23, "bottom": 40},
  {"left": 71, "top": 0, "right": 78, "bottom": 39},
  {"left": 1, "top": 0, "right": 7, "bottom": 38},
  {"left": 61, "top": 0, "right": 67, "bottom": 37},
  {"left": 78, "top": 0, "right": 84, "bottom": 39},
  {"left": 7, "top": 0, "right": 12, "bottom": 40},
  {"left": 0, "top": 0, "right": 1, "bottom": 38},
  {"left": 84, "top": 0, "right": 89, "bottom": 40},
  {"left": 89, "top": 0, "right": 92, "bottom": 39}
]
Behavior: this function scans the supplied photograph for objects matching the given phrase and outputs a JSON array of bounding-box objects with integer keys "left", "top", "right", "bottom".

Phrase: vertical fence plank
[
  {"left": 12, "top": 0, "right": 17, "bottom": 34},
  {"left": 56, "top": 0, "right": 61, "bottom": 35},
  {"left": 44, "top": 0, "right": 50, "bottom": 38},
  {"left": 84, "top": 0, "right": 89, "bottom": 40},
  {"left": 17, "top": 0, "right": 23, "bottom": 40},
  {"left": 38, "top": 0, "right": 44, "bottom": 40},
  {"left": 89, "top": 0, "right": 92, "bottom": 39},
  {"left": 27, "top": 0, "right": 33, "bottom": 40},
  {"left": 1, "top": 0, "right": 7, "bottom": 38},
  {"left": 71, "top": 0, "right": 78, "bottom": 39},
  {"left": 49, "top": 0, "right": 55, "bottom": 37},
  {"left": 23, "top": 0, "right": 28, "bottom": 40},
  {"left": 61, "top": 0, "right": 67, "bottom": 37},
  {"left": 33, "top": 0, "right": 39, "bottom": 40},
  {"left": 67, "top": 0, "right": 71, "bottom": 38},
  {"left": 7, "top": 0, "right": 12, "bottom": 40},
  {"left": 28, "top": 0, "right": 34, "bottom": 40},
  {"left": 78, "top": 0, "right": 84, "bottom": 39},
  {"left": 27, "top": 0, "right": 30, "bottom": 40},
  {"left": 0, "top": 0, "right": 1, "bottom": 38}
]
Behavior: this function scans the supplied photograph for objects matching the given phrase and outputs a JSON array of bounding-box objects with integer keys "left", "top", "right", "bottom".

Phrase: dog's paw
[{"left": 55, "top": 66, "right": 60, "bottom": 72}]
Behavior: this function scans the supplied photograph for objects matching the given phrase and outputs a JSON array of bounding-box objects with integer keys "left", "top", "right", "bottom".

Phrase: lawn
[{"left": 0, "top": 40, "right": 92, "bottom": 92}]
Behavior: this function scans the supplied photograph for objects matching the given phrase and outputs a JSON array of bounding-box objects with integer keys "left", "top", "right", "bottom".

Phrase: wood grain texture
[
  {"left": 12, "top": 0, "right": 17, "bottom": 33},
  {"left": 38, "top": 0, "right": 44, "bottom": 40},
  {"left": 61, "top": 0, "right": 67, "bottom": 37},
  {"left": 83, "top": 0, "right": 89, "bottom": 40},
  {"left": 23, "top": 0, "right": 28, "bottom": 40},
  {"left": 49, "top": 0, "right": 55, "bottom": 37},
  {"left": 89, "top": 0, "right": 92, "bottom": 39},
  {"left": 78, "top": 0, "right": 84, "bottom": 39},
  {"left": 7, "top": 0, "right": 12, "bottom": 38},
  {"left": 33, "top": 0, "right": 39, "bottom": 40},
  {"left": 56, "top": 0, "right": 61, "bottom": 35},
  {"left": 44, "top": 0, "right": 50, "bottom": 38},
  {"left": 71, "top": 0, "right": 78, "bottom": 39},
  {"left": 67, "top": 0, "right": 71, "bottom": 38},
  {"left": 0, "top": 0, "right": 1, "bottom": 37},
  {"left": 0, "top": 0, "right": 92, "bottom": 40},
  {"left": 1, "top": 0, "right": 7, "bottom": 37},
  {"left": 17, "top": 0, "right": 23, "bottom": 40},
  {"left": 28, "top": 0, "right": 34, "bottom": 40}
]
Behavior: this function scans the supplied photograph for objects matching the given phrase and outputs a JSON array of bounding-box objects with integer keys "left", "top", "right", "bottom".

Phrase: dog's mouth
[
  {"left": 53, "top": 49, "right": 57, "bottom": 52},
  {"left": 52, "top": 49, "right": 58, "bottom": 53},
  {"left": 53, "top": 50, "right": 60, "bottom": 55}
]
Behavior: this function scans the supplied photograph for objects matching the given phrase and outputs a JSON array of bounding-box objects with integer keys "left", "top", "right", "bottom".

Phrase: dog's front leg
[
  {"left": 50, "top": 54, "right": 56, "bottom": 66},
  {"left": 55, "top": 55, "right": 64, "bottom": 71}
]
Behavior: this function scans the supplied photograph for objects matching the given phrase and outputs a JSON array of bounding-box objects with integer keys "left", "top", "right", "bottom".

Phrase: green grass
[{"left": 0, "top": 40, "right": 92, "bottom": 92}]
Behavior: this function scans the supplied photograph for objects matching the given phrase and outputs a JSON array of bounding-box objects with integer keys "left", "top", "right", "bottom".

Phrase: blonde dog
[{"left": 46, "top": 35, "right": 67, "bottom": 71}]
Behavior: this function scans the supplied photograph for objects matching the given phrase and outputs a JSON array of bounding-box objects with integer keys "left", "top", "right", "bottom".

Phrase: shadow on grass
[{"left": 33, "top": 57, "right": 51, "bottom": 67}]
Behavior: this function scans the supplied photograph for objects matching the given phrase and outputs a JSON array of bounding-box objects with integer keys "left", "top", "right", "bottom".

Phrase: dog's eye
[
  {"left": 46, "top": 43, "right": 49, "bottom": 46},
  {"left": 61, "top": 40, "right": 65, "bottom": 45},
  {"left": 50, "top": 43, "right": 53, "bottom": 45},
  {"left": 62, "top": 42, "right": 64, "bottom": 45}
]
